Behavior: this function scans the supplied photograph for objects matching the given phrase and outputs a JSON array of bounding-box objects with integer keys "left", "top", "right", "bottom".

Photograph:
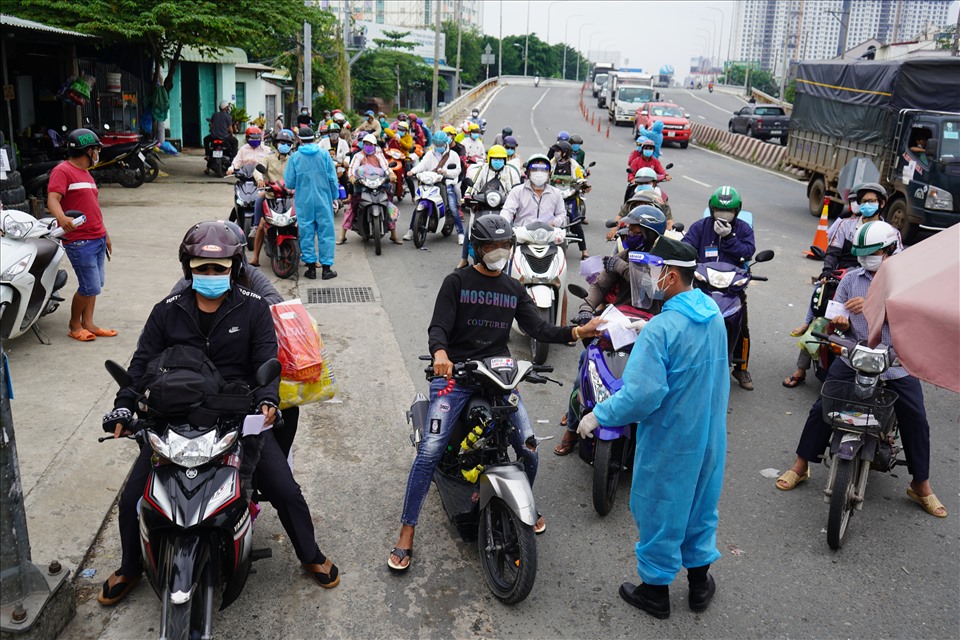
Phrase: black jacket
[{"left": 115, "top": 284, "right": 279, "bottom": 412}]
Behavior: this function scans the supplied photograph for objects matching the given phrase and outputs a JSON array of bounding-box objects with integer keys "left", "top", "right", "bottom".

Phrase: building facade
[
  {"left": 310, "top": 0, "right": 482, "bottom": 29},
  {"left": 730, "top": 0, "right": 954, "bottom": 75}
]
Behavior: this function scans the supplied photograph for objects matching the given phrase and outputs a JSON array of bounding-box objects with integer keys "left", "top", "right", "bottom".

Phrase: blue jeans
[
  {"left": 63, "top": 236, "right": 106, "bottom": 296},
  {"left": 400, "top": 377, "right": 539, "bottom": 526}
]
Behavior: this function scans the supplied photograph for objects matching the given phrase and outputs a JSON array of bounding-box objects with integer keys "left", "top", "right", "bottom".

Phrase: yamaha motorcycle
[{"left": 229, "top": 164, "right": 259, "bottom": 249}]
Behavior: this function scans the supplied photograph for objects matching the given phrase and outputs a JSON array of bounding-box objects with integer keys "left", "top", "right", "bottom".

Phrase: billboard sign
[{"left": 355, "top": 20, "right": 446, "bottom": 64}]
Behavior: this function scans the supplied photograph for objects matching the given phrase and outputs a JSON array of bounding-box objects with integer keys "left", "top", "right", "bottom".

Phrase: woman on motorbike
[
  {"left": 341, "top": 133, "right": 401, "bottom": 245},
  {"left": 250, "top": 129, "right": 295, "bottom": 266}
]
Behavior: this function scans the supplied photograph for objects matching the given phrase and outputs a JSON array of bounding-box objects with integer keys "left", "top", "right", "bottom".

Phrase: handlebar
[{"left": 752, "top": 276, "right": 768, "bottom": 282}]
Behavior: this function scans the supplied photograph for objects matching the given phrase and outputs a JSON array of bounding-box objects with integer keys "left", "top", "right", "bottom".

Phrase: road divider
[{"left": 690, "top": 121, "right": 804, "bottom": 178}]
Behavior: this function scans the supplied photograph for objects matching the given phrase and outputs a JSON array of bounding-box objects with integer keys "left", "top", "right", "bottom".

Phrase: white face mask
[
  {"left": 858, "top": 254, "right": 883, "bottom": 272},
  {"left": 641, "top": 265, "right": 667, "bottom": 300},
  {"left": 482, "top": 248, "right": 511, "bottom": 272},
  {"left": 529, "top": 171, "right": 549, "bottom": 187}
]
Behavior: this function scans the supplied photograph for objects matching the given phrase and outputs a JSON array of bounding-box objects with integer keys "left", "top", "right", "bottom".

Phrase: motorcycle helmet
[
  {"left": 851, "top": 220, "right": 898, "bottom": 256},
  {"left": 178, "top": 221, "right": 244, "bottom": 280},
  {"left": 275, "top": 128, "right": 295, "bottom": 144},
  {"left": 362, "top": 133, "right": 378, "bottom": 146},
  {"left": 397, "top": 113, "right": 408, "bottom": 122},
  {"left": 468, "top": 123, "right": 481, "bottom": 133},
  {"left": 432, "top": 130, "right": 449, "bottom": 147},
  {"left": 503, "top": 135, "right": 518, "bottom": 148},
  {"left": 501, "top": 127, "right": 513, "bottom": 138},
  {"left": 416, "top": 118, "right": 424, "bottom": 126},
  {"left": 442, "top": 125, "right": 458, "bottom": 137},
  {"left": 854, "top": 182, "right": 888, "bottom": 207},
  {"left": 621, "top": 204, "right": 667, "bottom": 252},
  {"left": 487, "top": 145, "right": 508, "bottom": 160},
  {"left": 470, "top": 213, "right": 515, "bottom": 263},
  {"left": 557, "top": 131, "right": 570, "bottom": 142},
  {"left": 328, "top": 123, "right": 341, "bottom": 133},
  {"left": 471, "top": 108, "right": 480, "bottom": 118},
  {"left": 219, "top": 100, "right": 231, "bottom": 111},
  {"left": 298, "top": 126, "right": 315, "bottom": 142},
  {"left": 333, "top": 113, "right": 347, "bottom": 124},
  {"left": 708, "top": 186, "right": 742, "bottom": 223},
  {"left": 525, "top": 153, "right": 551, "bottom": 172},
  {"left": 397, "top": 122, "right": 410, "bottom": 133},
  {"left": 555, "top": 140, "right": 573, "bottom": 156},
  {"left": 634, "top": 167, "right": 659, "bottom": 184},
  {"left": 461, "top": 121, "right": 472, "bottom": 133},
  {"left": 408, "top": 112, "right": 418, "bottom": 122},
  {"left": 625, "top": 189, "right": 666, "bottom": 211},
  {"left": 570, "top": 134, "right": 584, "bottom": 145},
  {"left": 245, "top": 126, "right": 262, "bottom": 146},
  {"left": 65, "top": 128, "right": 102, "bottom": 157}
]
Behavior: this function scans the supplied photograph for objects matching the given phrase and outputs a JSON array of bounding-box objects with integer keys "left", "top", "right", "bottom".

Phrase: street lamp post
[
  {"left": 576, "top": 23, "right": 597, "bottom": 82},
  {"left": 587, "top": 31, "right": 601, "bottom": 67},
  {"left": 699, "top": 18, "right": 718, "bottom": 79},
  {"left": 705, "top": 6, "right": 725, "bottom": 76},
  {"left": 696, "top": 29, "right": 713, "bottom": 79},
  {"left": 523, "top": 1, "right": 531, "bottom": 76},
  {"left": 562, "top": 14, "right": 584, "bottom": 81},
  {"left": 545, "top": 1, "right": 559, "bottom": 44}
]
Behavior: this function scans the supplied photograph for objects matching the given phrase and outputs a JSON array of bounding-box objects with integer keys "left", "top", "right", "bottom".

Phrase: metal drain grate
[{"left": 306, "top": 286, "right": 376, "bottom": 304}]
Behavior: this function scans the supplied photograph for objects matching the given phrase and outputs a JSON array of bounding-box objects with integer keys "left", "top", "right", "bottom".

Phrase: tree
[
  {"left": 442, "top": 21, "right": 484, "bottom": 85},
  {"left": 352, "top": 30, "right": 446, "bottom": 109}
]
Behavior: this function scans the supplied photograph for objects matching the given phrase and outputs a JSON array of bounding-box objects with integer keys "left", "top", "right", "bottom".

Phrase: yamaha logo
[{"left": 185, "top": 468, "right": 198, "bottom": 479}]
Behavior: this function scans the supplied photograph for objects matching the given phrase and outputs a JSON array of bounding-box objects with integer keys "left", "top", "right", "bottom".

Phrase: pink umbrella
[{"left": 864, "top": 224, "right": 960, "bottom": 393}]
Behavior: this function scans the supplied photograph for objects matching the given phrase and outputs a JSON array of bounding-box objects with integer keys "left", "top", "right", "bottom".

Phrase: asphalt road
[{"left": 60, "top": 81, "right": 957, "bottom": 639}]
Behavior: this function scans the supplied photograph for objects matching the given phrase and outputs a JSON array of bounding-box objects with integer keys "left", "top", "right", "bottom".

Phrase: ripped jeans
[{"left": 400, "top": 377, "right": 538, "bottom": 526}]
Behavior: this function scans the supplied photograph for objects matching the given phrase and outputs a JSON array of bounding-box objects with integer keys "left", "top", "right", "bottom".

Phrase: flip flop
[
  {"left": 97, "top": 572, "right": 140, "bottom": 606},
  {"left": 907, "top": 487, "right": 947, "bottom": 518},
  {"left": 303, "top": 556, "right": 341, "bottom": 588},
  {"left": 553, "top": 431, "right": 579, "bottom": 456},
  {"left": 248, "top": 261, "right": 261, "bottom": 267},
  {"left": 776, "top": 468, "right": 810, "bottom": 491},
  {"left": 782, "top": 375, "right": 806, "bottom": 388},
  {"left": 90, "top": 328, "right": 118, "bottom": 337},
  {"left": 67, "top": 329, "right": 96, "bottom": 342},
  {"left": 534, "top": 513, "right": 546, "bottom": 535},
  {"left": 388, "top": 547, "right": 412, "bottom": 571}
]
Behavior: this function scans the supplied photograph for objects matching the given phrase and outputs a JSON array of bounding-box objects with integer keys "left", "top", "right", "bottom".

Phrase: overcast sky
[{"left": 480, "top": 0, "right": 960, "bottom": 79}]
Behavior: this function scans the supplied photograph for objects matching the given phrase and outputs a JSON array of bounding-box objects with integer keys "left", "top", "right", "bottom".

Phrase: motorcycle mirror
[
  {"left": 754, "top": 249, "right": 775, "bottom": 263},
  {"left": 664, "top": 163, "right": 674, "bottom": 170},
  {"left": 588, "top": 161, "right": 597, "bottom": 167},
  {"left": 672, "top": 222, "right": 685, "bottom": 232},
  {"left": 625, "top": 167, "right": 632, "bottom": 173},
  {"left": 255, "top": 164, "right": 267, "bottom": 174},
  {"left": 605, "top": 219, "right": 620, "bottom": 228},
  {"left": 104, "top": 360, "right": 134, "bottom": 389},
  {"left": 63, "top": 209, "right": 84, "bottom": 219},
  {"left": 447, "top": 164, "right": 458, "bottom": 170},
  {"left": 567, "top": 284, "right": 589, "bottom": 299},
  {"left": 255, "top": 358, "right": 282, "bottom": 388}
]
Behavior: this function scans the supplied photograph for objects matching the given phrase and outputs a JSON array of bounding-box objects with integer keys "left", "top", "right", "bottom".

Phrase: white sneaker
[
  {"left": 402, "top": 229, "right": 413, "bottom": 241},
  {"left": 457, "top": 233, "right": 465, "bottom": 245}
]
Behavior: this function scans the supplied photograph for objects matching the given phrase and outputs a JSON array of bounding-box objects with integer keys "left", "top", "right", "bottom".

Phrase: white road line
[
  {"left": 681, "top": 90, "right": 733, "bottom": 115},
  {"left": 530, "top": 88, "right": 550, "bottom": 148},
  {"left": 682, "top": 175, "right": 712, "bottom": 188},
  {"left": 693, "top": 143, "right": 805, "bottom": 184},
  {"left": 478, "top": 86, "right": 506, "bottom": 119},
  {"left": 697, "top": 114, "right": 707, "bottom": 120}
]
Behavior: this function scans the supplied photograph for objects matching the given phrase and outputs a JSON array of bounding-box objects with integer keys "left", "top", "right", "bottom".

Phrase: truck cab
[{"left": 607, "top": 72, "right": 656, "bottom": 127}]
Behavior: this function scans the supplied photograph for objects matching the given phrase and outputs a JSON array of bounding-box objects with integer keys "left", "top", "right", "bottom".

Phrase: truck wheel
[
  {"left": 887, "top": 198, "right": 919, "bottom": 244},
  {"left": 808, "top": 176, "right": 826, "bottom": 217},
  {"left": 679, "top": 141, "right": 689, "bottom": 149}
]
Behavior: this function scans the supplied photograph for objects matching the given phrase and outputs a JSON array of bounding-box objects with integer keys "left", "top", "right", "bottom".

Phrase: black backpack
[{"left": 137, "top": 345, "right": 226, "bottom": 417}]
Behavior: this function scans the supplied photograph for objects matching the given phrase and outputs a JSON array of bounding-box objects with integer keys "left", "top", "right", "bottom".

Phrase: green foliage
[
  {"left": 373, "top": 30, "right": 417, "bottom": 50},
  {"left": 721, "top": 63, "right": 779, "bottom": 97},
  {"left": 784, "top": 79, "right": 797, "bottom": 104},
  {"left": 230, "top": 105, "right": 249, "bottom": 129}
]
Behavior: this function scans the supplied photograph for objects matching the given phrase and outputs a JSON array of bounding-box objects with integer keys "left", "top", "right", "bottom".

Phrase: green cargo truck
[{"left": 786, "top": 58, "right": 960, "bottom": 242}]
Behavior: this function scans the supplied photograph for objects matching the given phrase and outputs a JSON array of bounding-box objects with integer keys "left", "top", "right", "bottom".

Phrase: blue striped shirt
[{"left": 834, "top": 266, "right": 907, "bottom": 380}]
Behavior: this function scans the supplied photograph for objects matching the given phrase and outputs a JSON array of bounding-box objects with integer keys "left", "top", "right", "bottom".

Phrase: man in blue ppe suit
[
  {"left": 285, "top": 126, "right": 340, "bottom": 280},
  {"left": 578, "top": 237, "right": 729, "bottom": 620},
  {"left": 635, "top": 120, "right": 665, "bottom": 158}
]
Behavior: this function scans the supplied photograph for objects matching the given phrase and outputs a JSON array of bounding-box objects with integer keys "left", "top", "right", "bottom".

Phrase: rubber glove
[
  {"left": 714, "top": 219, "right": 732, "bottom": 238},
  {"left": 577, "top": 412, "right": 599, "bottom": 439}
]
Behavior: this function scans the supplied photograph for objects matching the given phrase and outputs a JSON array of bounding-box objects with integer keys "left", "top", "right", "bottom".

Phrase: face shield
[{"left": 629, "top": 252, "right": 665, "bottom": 309}]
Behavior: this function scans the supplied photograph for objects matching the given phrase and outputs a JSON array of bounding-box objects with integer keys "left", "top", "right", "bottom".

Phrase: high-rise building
[
  {"left": 310, "top": 0, "right": 483, "bottom": 30},
  {"left": 730, "top": 0, "right": 955, "bottom": 75}
]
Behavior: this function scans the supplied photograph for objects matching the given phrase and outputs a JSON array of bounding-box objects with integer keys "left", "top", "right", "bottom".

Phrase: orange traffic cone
[
  {"left": 804, "top": 198, "right": 830, "bottom": 260},
  {"left": 597, "top": 119, "right": 601, "bottom": 132},
  {"left": 591, "top": 112, "right": 595, "bottom": 126},
  {"left": 606, "top": 125, "right": 610, "bottom": 138}
]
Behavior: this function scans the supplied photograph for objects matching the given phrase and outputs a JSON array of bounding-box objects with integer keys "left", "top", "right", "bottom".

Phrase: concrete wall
[{"left": 235, "top": 70, "right": 282, "bottom": 128}]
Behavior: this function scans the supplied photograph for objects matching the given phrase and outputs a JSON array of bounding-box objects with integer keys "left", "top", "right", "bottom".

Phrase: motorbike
[
  {"left": 407, "top": 355, "right": 558, "bottom": 604},
  {"left": 87, "top": 125, "right": 146, "bottom": 188},
  {"left": 101, "top": 128, "right": 161, "bottom": 184},
  {"left": 100, "top": 357, "right": 280, "bottom": 640},
  {"left": 257, "top": 174, "right": 300, "bottom": 280},
  {"left": 808, "top": 268, "right": 849, "bottom": 381},
  {"left": 411, "top": 168, "right": 458, "bottom": 249},
  {"left": 384, "top": 148, "right": 408, "bottom": 200},
  {"left": 207, "top": 137, "right": 232, "bottom": 178},
  {"left": 0, "top": 209, "right": 82, "bottom": 343},
  {"left": 229, "top": 164, "right": 259, "bottom": 249},
  {"left": 534, "top": 76, "right": 540, "bottom": 87},
  {"left": 553, "top": 163, "right": 595, "bottom": 225},
  {"left": 353, "top": 166, "right": 392, "bottom": 256},
  {"left": 623, "top": 162, "right": 673, "bottom": 204},
  {"left": 511, "top": 221, "right": 575, "bottom": 365},
  {"left": 808, "top": 331, "right": 901, "bottom": 550},
  {"left": 708, "top": 83, "right": 714, "bottom": 93}
]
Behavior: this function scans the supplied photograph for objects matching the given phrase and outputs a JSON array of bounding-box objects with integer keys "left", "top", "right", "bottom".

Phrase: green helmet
[
  {"left": 328, "top": 123, "right": 341, "bottom": 133},
  {"left": 708, "top": 186, "right": 742, "bottom": 217},
  {"left": 851, "top": 220, "right": 898, "bottom": 256}
]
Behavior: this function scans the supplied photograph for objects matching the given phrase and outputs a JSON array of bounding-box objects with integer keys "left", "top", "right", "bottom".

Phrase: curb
[{"left": 690, "top": 122, "right": 805, "bottom": 178}]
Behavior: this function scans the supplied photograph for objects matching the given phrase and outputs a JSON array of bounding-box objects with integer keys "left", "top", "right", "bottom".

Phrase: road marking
[
  {"left": 478, "top": 86, "right": 506, "bottom": 119},
  {"left": 698, "top": 114, "right": 706, "bottom": 120},
  {"left": 692, "top": 144, "right": 804, "bottom": 184},
  {"left": 681, "top": 90, "right": 733, "bottom": 115},
  {"left": 682, "top": 175, "right": 712, "bottom": 188},
  {"left": 530, "top": 88, "right": 550, "bottom": 148}
]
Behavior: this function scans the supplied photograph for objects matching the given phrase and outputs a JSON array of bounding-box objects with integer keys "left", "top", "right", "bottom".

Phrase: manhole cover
[{"left": 306, "top": 286, "right": 376, "bottom": 304}]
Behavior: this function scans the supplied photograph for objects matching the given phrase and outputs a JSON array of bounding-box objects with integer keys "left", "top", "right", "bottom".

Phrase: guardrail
[
  {"left": 691, "top": 121, "right": 804, "bottom": 177},
  {"left": 436, "top": 77, "right": 499, "bottom": 125}
]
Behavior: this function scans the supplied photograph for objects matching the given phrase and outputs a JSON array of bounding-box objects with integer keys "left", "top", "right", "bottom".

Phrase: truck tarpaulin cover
[{"left": 792, "top": 58, "right": 960, "bottom": 144}]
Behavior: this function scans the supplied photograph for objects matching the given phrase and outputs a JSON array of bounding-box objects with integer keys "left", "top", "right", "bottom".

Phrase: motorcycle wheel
[
  {"left": 117, "top": 161, "right": 146, "bottom": 188},
  {"left": 144, "top": 154, "right": 160, "bottom": 183},
  {"left": 592, "top": 438, "right": 625, "bottom": 516},
  {"left": 827, "top": 457, "right": 858, "bottom": 550},
  {"left": 530, "top": 307, "right": 552, "bottom": 365},
  {"left": 413, "top": 208, "right": 429, "bottom": 249},
  {"left": 478, "top": 497, "right": 537, "bottom": 605},
  {"left": 374, "top": 221, "right": 382, "bottom": 256},
  {"left": 441, "top": 213, "right": 455, "bottom": 237},
  {"left": 272, "top": 241, "right": 300, "bottom": 279},
  {"left": 243, "top": 216, "right": 254, "bottom": 250},
  {"left": 214, "top": 160, "right": 225, "bottom": 179}
]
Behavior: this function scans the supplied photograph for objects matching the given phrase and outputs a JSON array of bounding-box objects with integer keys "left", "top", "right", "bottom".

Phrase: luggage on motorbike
[
  {"left": 137, "top": 345, "right": 225, "bottom": 417},
  {"left": 275, "top": 308, "right": 338, "bottom": 409},
  {"left": 796, "top": 317, "right": 830, "bottom": 357},
  {"left": 271, "top": 299, "right": 323, "bottom": 381}
]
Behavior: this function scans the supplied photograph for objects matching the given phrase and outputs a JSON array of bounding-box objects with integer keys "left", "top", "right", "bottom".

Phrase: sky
[{"left": 480, "top": 0, "right": 960, "bottom": 80}]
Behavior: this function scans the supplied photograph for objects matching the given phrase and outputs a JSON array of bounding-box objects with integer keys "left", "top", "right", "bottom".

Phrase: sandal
[
  {"left": 89, "top": 328, "right": 118, "bottom": 337},
  {"left": 67, "top": 329, "right": 96, "bottom": 342},
  {"left": 534, "top": 513, "right": 546, "bottom": 535},
  {"left": 776, "top": 468, "right": 810, "bottom": 491},
  {"left": 907, "top": 487, "right": 947, "bottom": 518},
  {"left": 97, "top": 571, "right": 141, "bottom": 606},
  {"left": 303, "top": 555, "right": 341, "bottom": 588},
  {"left": 387, "top": 547, "right": 413, "bottom": 572},
  {"left": 248, "top": 261, "right": 261, "bottom": 267},
  {"left": 553, "top": 430, "right": 579, "bottom": 456},
  {"left": 782, "top": 374, "right": 806, "bottom": 388},
  {"left": 559, "top": 413, "right": 568, "bottom": 427}
]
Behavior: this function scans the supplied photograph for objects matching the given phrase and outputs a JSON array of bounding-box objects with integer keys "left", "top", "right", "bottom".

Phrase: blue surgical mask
[
  {"left": 572, "top": 144, "right": 581, "bottom": 151},
  {"left": 623, "top": 234, "right": 644, "bottom": 250},
  {"left": 192, "top": 274, "right": 231, "bottom": 299},
  {"left": 858, "top": 202, "right": 879, "bottom": 217},
  {"left": 471, "top": 133, "right": 480, "bottom": 140},
  {"left": 278, "top": 143, "right": 291, "bottom": 154},
  {"left": 490, "top": 158, "right": 505, "bottom": 170},
  {"left": 435, "top": 145, "right": 447, "bottom": 154},
  {"left": 506, "top": 148, "right": 515, "bottom": 156},
  {"left": 642, "top": 149, "right": 653, "bottom": 158},
  {"left": 249, "top": 140, "right": 261, "bottom": 148},
  {"left": 636, "top": 184, "right": 654, "bottom": 191}
]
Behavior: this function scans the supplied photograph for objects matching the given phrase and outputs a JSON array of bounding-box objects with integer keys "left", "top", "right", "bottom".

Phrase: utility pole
[
  {"left": 498, "top": 0, "right": 503, "bottom": 77},
  {"left": 304, "top": 21, "right": 312, "bottom": 115},
  {"left": 430, "top": 0, "right": 441, "bottom": 131},
  {"left": 343, "top": 0, "right": 352, "bottom": 110},
  {"left": 454, "top": 0, "right": 463, "bottom": 97},
  {"left": 523, "top": 1, "right": 530, "bottom": 76}
]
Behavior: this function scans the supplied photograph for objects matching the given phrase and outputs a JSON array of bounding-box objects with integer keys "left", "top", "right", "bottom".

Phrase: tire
[
  {"left": 166, "top": 601, "right": 192, "bottom": 640},
  {"left": 413, "top": 207, "right": 428, "bottom": 248},
  {"left": 592, "top": 437, "right": 624, "bottom": 516},
  {"left": 374, "top": 219, "right": 382, "bottom": 256},
  {"left": 1, "top": 186, "right": 26, "bottom": 205},
  {"left": 780, "top": 136, "right": 789, "bottom": 146},
  {"left": 679, "top": 141, "right": 689, "bottom": 149},
  {"left": 117, "top": 160, "right": 146, "bottom": 188},
  {"left": 144, "top": 154, "right": 160, "bottom": 183},
  {"left": 746, "top": 125, "right": 754, "bottom": 138},
  {"left": 243, "top": 215, "right": 254, "bottom": 250},
  {"left": 886, "top": 197, "right": 918, "bottom": 244},
  {"left": 808, "top": 176, "right": 827, "bottom": 217},
  {"left": 441, "top": 212, "right": 455, "bottom": 237},
  {"left": 477, "top": 497, "right": 538, "bottom": 605},
  {"left": 728, "top": 121, "right": 735, "bottom": 133},
  {"left": 827, "top": 457, "right": 858, "bottom": 550},
  {"left": 530, "top": 306, "right": 552, "bottom": 365},
  {"left": 6, "top": 201, "right": 31, "bottom": 213},
  {"left": 0, "top": 170, "right": 22, "bottom": 190},
  {"left": 214, "top": 160, "right": 225, "bottom": 179},
  {"left": 272, "top": 241, "right": 299, "bottom": 279}
]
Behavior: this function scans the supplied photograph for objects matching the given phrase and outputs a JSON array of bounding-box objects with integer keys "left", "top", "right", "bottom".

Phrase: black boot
[
  {"left": 687, "top": 564, "right": 716, "bottom": 612},
  {"left": 304, "top": 265, "right": 317, "bottom": 279},
  {"left": 321, "top": 265, "right": 338, "bottom": 280},
  {"left": 619, "top": 582, "right": 670, "bottom": 619}
]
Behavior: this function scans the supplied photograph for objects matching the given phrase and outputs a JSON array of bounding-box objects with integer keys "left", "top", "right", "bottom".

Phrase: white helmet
[
  {"left": 851, "top": 220, "right": 898, "bottom": 256},
  {"left": 362, "top": 133, "right": 377, "bottom": 145},
  {"left": 635, "top": 167, "right": 659, "bottom": 183}
]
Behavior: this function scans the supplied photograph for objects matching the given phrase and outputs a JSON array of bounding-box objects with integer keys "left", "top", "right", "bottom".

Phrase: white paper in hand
[
  {"left": 598, "top": 305, "right": 640, "bottom": 350},
  {"left": 825, "top": 299, "right": 848, "bottom": 321},
  {"left": 242, "top": 414, "right": 272, "bottom": 437},
  {"left": 579, "top": 255, "right": 603, "bottom": 280}
]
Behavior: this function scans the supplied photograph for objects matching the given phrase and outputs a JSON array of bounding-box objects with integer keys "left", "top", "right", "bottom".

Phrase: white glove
[
  {"left": 714, "top": 219, "right": 732, "bottom": 238},
  {"left": 577, "top": 412, "right": 600, "bottom": 439}
]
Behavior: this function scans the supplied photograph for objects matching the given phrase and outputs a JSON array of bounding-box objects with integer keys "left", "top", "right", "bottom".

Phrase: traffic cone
[
  {"left": 803, "top": 198, "right": 830, "bottom": 260},
  {"left": 606, "top": 125, "right": 610, "bottom": 138},
  {"left": 591, "top": 112, "right": 595, "bottom": 126},
  {"left": 597, "top": 119, "right": 601, "bottom": 132}
]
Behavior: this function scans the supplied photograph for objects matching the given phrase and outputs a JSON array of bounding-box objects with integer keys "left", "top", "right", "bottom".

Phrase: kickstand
[{"left": 31, "top": 324, "right": 52, "bottom": 345}]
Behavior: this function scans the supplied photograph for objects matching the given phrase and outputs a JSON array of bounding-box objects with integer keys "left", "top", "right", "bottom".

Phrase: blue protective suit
[
  {"left": 592, "top": 288, "right": 729, "bottom": 585},
  {"left": 284, "top": 143, "right": 339, "bottom": 266},
  {"left": 636, "top": 120, "right": 665, "bottom": 158}
]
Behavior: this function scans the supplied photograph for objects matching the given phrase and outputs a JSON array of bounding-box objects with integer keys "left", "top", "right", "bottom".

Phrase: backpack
[{"left": 137, "top": 345, "right": 226, "bottom": 417}]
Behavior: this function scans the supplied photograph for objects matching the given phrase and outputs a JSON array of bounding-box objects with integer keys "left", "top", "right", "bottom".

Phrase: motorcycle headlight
[
  {"left": 1, "top": 256, "right": 32, "bottom": 281},
  {"left": 485, "top": 191, "right": 503, "bottom": 207},
  {"left": 362, "top": 177, "right": 384, "bottom": 189},
  {"left": 148, "top": 428, "right": 238, "bottom": 468},
  {"left": 271, "top": 213, "right": 291, "bottom": 226},
  {"left": 706, "top": 268, "right": 735, "bottom": 289},
  {"left": 849, "top": 346, "right": 890, "bottom": 375},
  {"left": 587, "top": 361, "right": 611, "bottom": 403},
  {"left": 531, "top": 227, "right": 552, "bottom": 244},
  {"left": 2, "top": 217, "right": 33, "bottom": 239},
  {"left": 925, "top": 187, "right": 953, "bottom": 211}
]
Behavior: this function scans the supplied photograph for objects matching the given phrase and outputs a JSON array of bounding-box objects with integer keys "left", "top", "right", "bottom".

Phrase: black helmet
[
  {"left": 470, "top": 213, "right": 515, "bottom": 261},
  {"left": 298, "top": 126, "right": 315, "bottom": 142},
  {"left": 178, "top": 221, "right": 244, "bottom": 280},
  {"left": 501, "top": 126, "right": 513, "bottom": 137},
  {"left": 65, "top": 128, "right": 102, "bottom": 156},
  {"left": 854, "top": 182, "right": 887, "bottom": 206},
  {"left": 570, "top": 134, "right": 583, "bottom": 144},
  {"left": 275, "top": 128, "right": 295, "bottom": 144},
  {"left": 556, "top": 140, "right": 573, "bottom": 155},
  {"left": 622, "top": 204, "right": 667, "bottom": 236}
]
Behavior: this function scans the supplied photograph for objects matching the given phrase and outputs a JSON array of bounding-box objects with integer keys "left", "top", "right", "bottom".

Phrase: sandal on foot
[
  {"left": 67, "top": 329, "right": 96, "bottom": 342},
  {"left": 782, "top": 374, "right": 806, "bottom": 388},
  {"left": 534, "top": 513, "right": 546, "bottom": 535},
  {"left": 560, "top": 413, "right": 568, "bottom": 427},
  {"left": 553, "top": 430, "right": 579, "bottom": 456},
  {"left": 97, "top": 571, "right": 141, "bottom": 606},
  {"left": 90, "top": 328, "right": 118, "bottom": 337},
  {"left": 388, "top": 547, "right": 413, "bottom": 572},
  {"left": 248, "top": 261, "right": 261, "bottom": 267},
  {"left": 776, "top": 468, "right": 810, "bottom": 491},
  {"left": 303, "top": 556, "right": 341, "bottom": 588},
  {"left": 907, "top": 487, "right": 947, "bottom": 518}
]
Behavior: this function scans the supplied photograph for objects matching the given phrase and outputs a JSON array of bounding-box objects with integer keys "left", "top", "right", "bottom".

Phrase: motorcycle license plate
[
  {"left": 666, "top": 131, "right": 675, "bottom": 137},
  {"left": 770, "top": 130, "right": 782, "bottom": 135},
  {"left": 138, "top": 152, "right": 146, "bottom": 162},
  {"left": 213, "top": 150, "right": 223, "bottom": 158}
]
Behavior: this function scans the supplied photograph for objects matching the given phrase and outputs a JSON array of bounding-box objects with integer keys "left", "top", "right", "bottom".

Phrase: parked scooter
[
  {"left": 353, "top": 165, "right": 392, "bottom": 256},
  {"left": 258, "top": 177, "right": 300, "bottom": 279},
  {"left": 100, "top": 357, "right": 280, "bottom": 640},
  {"left": 229, "top": 164, "right": 259, "bottom": 249},
  {"left": 0, "top": 209, "right": 82, "bottom": 343},
  {"left": 807, "top": 331, "right": 901, "bottom": 550},
  {"left": 410, "top": 169, "right": 457, "bottom": 249},
  {"left": 207, "top": 137, "right": 231, "bottom": 178},
  {"left": 407, "top": 355, "right": 557, "bottom": 603}
]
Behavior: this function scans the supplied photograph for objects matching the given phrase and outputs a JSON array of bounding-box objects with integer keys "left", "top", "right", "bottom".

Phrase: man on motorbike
[
  {"left": 682, "top": 186, "right": 756, "bottom": 390},
  {"left": 570, "top": 134, "right": 586, "bottom": 167},
  {"left": 297, "top": 106, "right": 313, "bottom": 128},
  {"left": 204, "top": 100, "right": 238, "bottom": 167},
  {"left": 500, "top": 155, "right": 567, "bottom": 228},
  {"left": 551, "top": 140, "right": 590, "bottom": 259},
  {"left": 554, "top": 205, "right": 667, "bottom": 455},
  {"left": 492, "top": 126, "right": 513, "bottom": 147},
  {"left": 627, "top": 138, "right": 670, "bottom": 185},
  {"left": 341, "top": 133, "right": 400, "bottom": 246},
  {"left": 775, "top": 221, "right": 945, "bottom": 518},
  {"left": 357, "top": 109, "right": 381, "bottom": 137},
  {"left": 457, "top": 145, "right": 522, "bottom": 268},
  {"left": 503, "top": 135, "right": 523, "bottom": 173},
  {"left": 226, "top": 126, "right": 270, "bottom": 176},
  {"left": 547, "top": 131, "right": 571, "bottom": 160},
  {"left": 462, "top": 123, "right": 485, "bottom": 161},
  {"left": 249, "top": 129, "right": 295, "bottom": 267},
  {"left": 98, "top": 222, "right": 340, "bottom": 606},
  {"left": 577, "top": 236, "right": 728, "bottom": 620},
  {"left": 403, "top": 130, "right": 466, "bottom": 244},
  {"left": 467, "top": 107, "right": 485, "bottom": 132},
  {"left": 388, "top": 214, "right": 604, "bottom": 571},
  {"left": 319, "top": 123, "right": 351, "bottom": 191}
]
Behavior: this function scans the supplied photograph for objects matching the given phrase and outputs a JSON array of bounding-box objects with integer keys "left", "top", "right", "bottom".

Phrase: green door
[{"left": 199, "top": 64, "right": 217, "bottom": 138}]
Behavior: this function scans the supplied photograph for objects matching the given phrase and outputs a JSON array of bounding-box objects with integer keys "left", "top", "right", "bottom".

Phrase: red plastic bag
[{"left": 270, "top": 300, "right": 323, "bottom": 381}]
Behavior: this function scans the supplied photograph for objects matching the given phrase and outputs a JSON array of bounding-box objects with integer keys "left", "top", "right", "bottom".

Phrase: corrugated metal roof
[
  {"left": 179, "top": 45, "right": 248, "bottom": 65},
  {"left": 0, "top": 14, "right": 94, "bottom": 38}
]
